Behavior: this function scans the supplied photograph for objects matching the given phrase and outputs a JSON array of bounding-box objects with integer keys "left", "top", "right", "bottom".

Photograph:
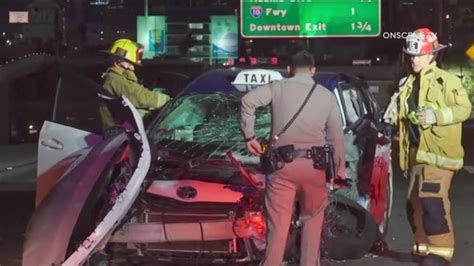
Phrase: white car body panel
[{"left": 37, "top": 121, "right": 102, "bottom": 177}]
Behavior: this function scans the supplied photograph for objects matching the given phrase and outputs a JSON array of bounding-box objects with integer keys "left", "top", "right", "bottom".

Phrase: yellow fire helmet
[{"left": 106, "top": 39, "right": 144, "bottom": 65}]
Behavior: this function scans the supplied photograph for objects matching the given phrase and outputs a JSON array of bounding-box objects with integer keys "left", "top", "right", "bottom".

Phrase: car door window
[
  {"left": 52, "top": 69, "right": 102, "bottom": 134},
  {"left": 8, "top": 67, "right": 57, "bottom": 143},
  {"left": 339, "top": 84, "right": 368, "bottom": 126},
  {"left": 364, "top": 87, "right": 381, "bottom": 122}
]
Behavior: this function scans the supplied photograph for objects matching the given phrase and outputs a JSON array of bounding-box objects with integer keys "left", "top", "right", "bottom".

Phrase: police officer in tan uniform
[
  {"left": 100, "top": 39, "right": 170, "bottom": 133},
  {"left": 240, "top": 51, "right": 346, "bottom": 266}
]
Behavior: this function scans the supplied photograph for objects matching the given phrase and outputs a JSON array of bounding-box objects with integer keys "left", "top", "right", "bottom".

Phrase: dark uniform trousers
[
  {"left": 262, "top": 157, "right": 327, "bottom": 266},
  {"left": 407, "top": 147, "right": 455, "bottom": 259}
]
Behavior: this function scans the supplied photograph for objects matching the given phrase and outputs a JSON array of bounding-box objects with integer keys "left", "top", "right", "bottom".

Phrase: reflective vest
[{"left": 398, "top": 62, "right": 471, "bottom": 171}]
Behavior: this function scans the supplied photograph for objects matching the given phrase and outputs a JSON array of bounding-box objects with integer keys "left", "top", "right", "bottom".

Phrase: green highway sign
[{"left": 240, "top": 0, "right": 381, "bottom": 38}]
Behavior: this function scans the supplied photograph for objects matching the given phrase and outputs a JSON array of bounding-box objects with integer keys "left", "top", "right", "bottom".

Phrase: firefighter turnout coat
[
  {"left": 99, "top": 66, "right": 170, "bottom": 130},
  {"left": 398, "top": 62, "right": 471, "bottom": 171}
]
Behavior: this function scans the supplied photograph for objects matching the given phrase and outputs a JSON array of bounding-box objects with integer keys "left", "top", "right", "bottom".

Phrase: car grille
[
  {"left": 143, "top": 194, "right": 239, "bottom": 223},
  {"left": 140, "top": 194, "right": 242, "bottom": 255}
]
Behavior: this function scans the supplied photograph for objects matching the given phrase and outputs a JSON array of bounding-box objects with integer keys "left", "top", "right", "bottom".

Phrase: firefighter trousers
[
  {"left": 261, "top": 158, "right": 328, "bottom": 266},
  {"left": 407, "top": 162, "right": 455, "bottom": 259}
]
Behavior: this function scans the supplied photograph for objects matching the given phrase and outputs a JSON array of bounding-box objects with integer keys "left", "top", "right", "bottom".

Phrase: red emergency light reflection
[
  {"left": 234, "top": 57, "right": 279, "bottom": 66},
  {"left": 269, "top": 57, "right": 278, "bottom": 65},
  {"left": 226, "top": 58, "right": 235, "bottom": 66},
  {"left": 250, "top": 57, "right": 257, "bottom": 66}
]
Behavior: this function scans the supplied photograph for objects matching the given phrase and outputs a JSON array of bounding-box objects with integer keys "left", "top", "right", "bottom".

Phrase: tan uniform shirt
[{"left": 240, "top": 73, "right": 346, "bottom": 177}]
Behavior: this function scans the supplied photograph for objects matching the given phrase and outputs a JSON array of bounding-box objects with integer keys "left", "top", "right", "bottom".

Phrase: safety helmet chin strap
[
  {"left": 119, "top": 61, "right": 133, "bottom": 70},
  {"left": 110, "top": 56, "right": 134, "bottom": 70}
]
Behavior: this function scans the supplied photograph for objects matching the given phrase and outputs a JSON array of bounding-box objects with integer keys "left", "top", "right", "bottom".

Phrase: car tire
[
  {"left": 84, "top": 251, "right": 109, "bottom": 266},
  {"left": 284, "top": 227, "right": 299, "bottom": 262},
  {"left": 320, "top": 194, "right": 378, "bottom": 260}
]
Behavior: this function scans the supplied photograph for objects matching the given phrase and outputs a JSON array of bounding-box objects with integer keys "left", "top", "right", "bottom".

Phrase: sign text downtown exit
[{"left": 240, "top": 0, "right": 381, "bottom": 38}]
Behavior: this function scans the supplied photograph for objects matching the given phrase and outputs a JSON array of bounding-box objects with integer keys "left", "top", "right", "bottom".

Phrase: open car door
[
  {"left": 36, "top": 69, "right": 103, "bottom": 205},
  {"left": 24, "top": 67, "right": 152, "bottom": 266},
  {"left": 337, "top": 80, "right": 393, "bottom": 236}
]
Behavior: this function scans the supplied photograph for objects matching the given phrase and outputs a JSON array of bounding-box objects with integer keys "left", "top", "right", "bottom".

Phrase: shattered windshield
[{"left": 149, "top": 92, "right": 270, "bottom": 164}]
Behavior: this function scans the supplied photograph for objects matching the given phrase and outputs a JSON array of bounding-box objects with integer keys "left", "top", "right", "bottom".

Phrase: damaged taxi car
[{"left": 23, "top": 68, "right": 393, "bottom": 265}]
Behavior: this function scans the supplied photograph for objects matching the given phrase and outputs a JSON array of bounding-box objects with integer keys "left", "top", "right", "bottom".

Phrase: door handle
[{"left": 41, "top": 138, "right": 64, "bottom": 150}]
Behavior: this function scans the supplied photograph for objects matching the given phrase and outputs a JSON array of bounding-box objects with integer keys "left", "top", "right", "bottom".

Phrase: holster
[
  {"left": 260, "top": 144, "right": 296, "bottom": 174},
  {"left": 311, "top": 146, "right": 327, "bottom": 170},
  {"left": 277, "top": 145, "right": 295, "bottom": 163},
  {"left": 260, "top": 149, "right": 283, "bottom": 175},
  {"left": 311, "top": 145, "right": 335, "bottom": 182}
]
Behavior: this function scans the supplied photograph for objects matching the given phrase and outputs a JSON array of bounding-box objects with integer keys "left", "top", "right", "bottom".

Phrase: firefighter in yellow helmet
[
  {"left": 387, "top": 28, "right": 471, "bottom": 265},
  {"left": 99, "top": 39, "right": 170, "bottom": 134}
]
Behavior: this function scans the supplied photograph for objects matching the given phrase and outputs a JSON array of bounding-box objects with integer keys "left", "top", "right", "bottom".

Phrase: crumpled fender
[{"left": 22, "top": 133, "right": 128, "bottom": 266}]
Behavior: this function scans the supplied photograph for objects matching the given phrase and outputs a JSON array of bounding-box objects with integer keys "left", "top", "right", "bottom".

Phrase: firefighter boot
[{"left": 413, "top": 243, "right": 453, "bottom": 263}]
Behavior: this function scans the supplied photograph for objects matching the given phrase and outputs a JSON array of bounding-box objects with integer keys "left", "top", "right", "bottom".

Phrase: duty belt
[
  {"left": 291, "top": 149, "right": 314, "bottom": 159},
  {"left": 270, "top": 144, "right": 334, "bottom": 179},
  {"left": 275, "top": 146, "right": 318, "bottom": 160}
]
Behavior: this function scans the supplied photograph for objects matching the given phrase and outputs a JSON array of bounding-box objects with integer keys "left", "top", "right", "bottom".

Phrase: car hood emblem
[{"left": 176, "top": 186, "right": 198, "bottom": 200}]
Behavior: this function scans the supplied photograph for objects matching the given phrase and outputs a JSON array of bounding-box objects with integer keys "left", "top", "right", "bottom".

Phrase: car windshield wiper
[
  {"left": 154, "top": 141, "right": 221, "bottom": 170},
  {"left": 225, "top": 150, "right": 259, "bottom": 188}
]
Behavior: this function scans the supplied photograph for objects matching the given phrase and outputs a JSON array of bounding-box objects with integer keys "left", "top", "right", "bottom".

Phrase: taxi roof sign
[{"left": 232, "top": 69, "right": 283, "bottom": 85}]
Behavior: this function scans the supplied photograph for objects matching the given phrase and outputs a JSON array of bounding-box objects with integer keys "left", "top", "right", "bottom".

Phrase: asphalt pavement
[{"left": 0, "top": 144, "right": 36, "bottom": 192}]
